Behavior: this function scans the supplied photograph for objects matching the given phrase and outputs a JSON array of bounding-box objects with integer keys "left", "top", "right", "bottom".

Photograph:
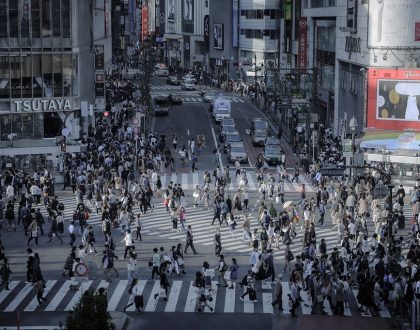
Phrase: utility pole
[{"left": 254, "top": 54, "right": 257, "bottom": 103}]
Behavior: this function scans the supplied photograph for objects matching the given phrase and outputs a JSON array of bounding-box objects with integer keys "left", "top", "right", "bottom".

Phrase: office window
[
  {"left": 0, "top": 0, "right": 7, "bottom": 38},
  {"left": 31, "top": 0, "right": 41, "bottom": 37},
  {"left": 256, "top": 10, "right": 263, "bottom": 19},
  {"left": 52, "top": 0, "right": 61, "bottom": 37},
  {"left": 22, "top": 113, "right": 34, "bottom": 139},
  {"left": 11, "top": 114, "right": 23, "bottom": 139},
  {"left": 32, "top": 55, "right": 42, "bottom": 97},
  {"left": 240, "top": 29, "right": 246, "bottom": 35},
  {"left": 254, "top": 30, "right": 262, "bottom": 39},
  {"left": 263, "top": 30, "right": 270, "bottom": 37},
  {"left": 62, "top": 0, "right": 70, "bottom": 37},
  {"left": 42, "top": 54, "right": 53, "bottom": 97},
  {"left": 270, "top": 10, "right": 276, "bottom": 19},
  {"left": 42, "top": 0, "right": 51, "bottom": 37},
  {"left": 246, "top": 10, "right": 256, "bottom": 19},
  {"left": 205, "top": 0, "right": 208, "bottom": 8},
  {"left": 264, "top": 9, "right": 270, "bottom": 16},
  {"left": 9, "top": 0, "right": 18, "bottom": 38},
  {"left": 21, "top": 1, "right": 30, "bottom": 37},
  {"left": 241, "top": 10, "right": 246, "bottom": 16}
]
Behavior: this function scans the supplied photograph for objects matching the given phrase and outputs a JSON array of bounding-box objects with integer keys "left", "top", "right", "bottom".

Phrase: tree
[{"left": 65, "top": 288, "right": 115, "bottom": 330}]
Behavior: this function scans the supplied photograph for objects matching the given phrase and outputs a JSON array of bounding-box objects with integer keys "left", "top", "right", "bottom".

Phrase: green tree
[{"left": 65, "top": 288, "right": 115, "bottom": 330}]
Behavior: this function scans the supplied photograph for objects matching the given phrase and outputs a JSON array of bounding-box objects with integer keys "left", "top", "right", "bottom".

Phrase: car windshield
[
  {"left": 154, "top": 98, "right": 170, "bottom": 106},
  {"left": 255, "top": 130, "right": 267, "bottom": 137},
  {"left": 231, "top": 146, "right": 245, "bottom": 153},
  {"left": 225, "top": 134, "right": 241, "bottom": 142},
  {"left": 185, "top": 79, "right": 195, "bottom": 84},
  {"left": 254, "top": 121, "right": 268, "bottom": 130},
  {"left": 222, "top": 126, "right": 236, "bottom": 133},
  {"left": 221, "top": 119, "right": 235, "bottom": 126},
  {"left": 265, "top": 147, "right": 280, "bottom": 154},
  {"left": 265, "top": 138, "right": 280, "bottom": 146}
]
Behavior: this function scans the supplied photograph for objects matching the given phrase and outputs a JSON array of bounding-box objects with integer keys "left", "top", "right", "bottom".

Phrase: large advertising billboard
[
  {"left": 213, "top": 24, "right": 224, "bottom": 50},
  {"left": 368, "top": 0, "right": 420, "bottom": 47},
  {"left": 367, "top": 68, "right": 420, "bottom": 130},
  {"left": 182, "top": 0, "right": 194, "bottom": 33}
]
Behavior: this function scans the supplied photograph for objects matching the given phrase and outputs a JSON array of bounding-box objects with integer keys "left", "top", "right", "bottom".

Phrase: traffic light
[
  {"left": 103, "top": 111, "right": 109, "bottom": 117},
  {"left": 60, "top": 141, "right": 66, "bottom": 153}
]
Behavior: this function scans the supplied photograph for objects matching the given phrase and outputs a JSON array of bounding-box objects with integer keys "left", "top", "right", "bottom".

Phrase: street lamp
[{"left": 348, "top": 116, "right": 358, "bottom": 183}]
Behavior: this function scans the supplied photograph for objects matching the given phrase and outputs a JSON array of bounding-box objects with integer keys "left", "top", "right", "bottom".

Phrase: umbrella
[{"left": 283, "top": 201, "right": 294, "bottom": 209}]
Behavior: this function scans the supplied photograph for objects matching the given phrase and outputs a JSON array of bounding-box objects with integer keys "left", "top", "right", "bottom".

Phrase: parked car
[
  {"left": 227, "top": 142, "right": 248, "bottom": 164},
  {"left": 181, "top": 79, "right": 196, "bottom": 91},
  {"left": 219, "top": 125, "right": 237, "bottom": 143},
  {"left": 167, "top": 76, "right": 180, "bottom": 85}
]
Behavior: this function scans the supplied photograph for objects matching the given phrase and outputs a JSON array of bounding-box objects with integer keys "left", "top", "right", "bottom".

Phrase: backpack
[
  {"left": 287, "top": 250, "right": 294, "bottom": 261},
  {"left": 240, "top": 274, "right": 248, "bottom": 287}
]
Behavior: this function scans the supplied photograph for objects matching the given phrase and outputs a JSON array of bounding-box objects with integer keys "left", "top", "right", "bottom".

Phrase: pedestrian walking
[
  {"left": 101, "top": 245, "right": 119, "bottom": 282},
  {"left": 62, "top": 247, "right": 76, "bottom": 277},
  {"left": 135, "top": 214, "right": 142, "bottom": 241},
  {"left": 68, "top": 221, "right": 76, "bottom": 247},
  {"left": 214, "top": 229, "right": 222, "bottom": 256},
  {"left": 150, "top": 248, "right": 161, "bottom": 280},
  {"left": 0, "top": 257, "right": 12, "bottom": 290},
  {"left": 84, "top": 226, "right": 97, "bottom": 254},
  {"left": 184, "top": 225, "right": 197, "bottom": 254},
  {"left": 123, "top": 278, "right": 143, "bottom": 312},
  {"left": 269, "top": 274, "right": 283, "bottom": 312},
  {"left": 216, "top": 254, "right": 228, "bottom": 287},
  {"left": 34, "top": 279, "right": 49, "bottom": 306},
  {"left": 126, "top": 249, "right": 137, "bottom": 284},
  {"left": 27, "top": 218, "right": 39, "bottom": 247},
  {"left": 47, "top": 212, "right": 63, "bottom": 244},
  {"left": 240, "top": 270, "right": 257, "bottom": 302},
  {"left": 154, "top": 263, "right": 169, "bottom": 301},
  {"left": 26, "top": 248, "right": 35, "bottom": 283}
]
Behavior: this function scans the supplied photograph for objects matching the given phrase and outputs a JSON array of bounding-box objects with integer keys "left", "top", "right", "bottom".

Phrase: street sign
[
  {"left": 75, "top": 262, "right": 88, "bottom": 276},
  {"left": 342, "top": 139, "right": 353, "bottom": 152}
]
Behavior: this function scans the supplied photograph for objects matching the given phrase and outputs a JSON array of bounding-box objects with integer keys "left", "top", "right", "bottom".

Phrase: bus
[
  {"left": 152, "top": 95, "right": 170, "bottom": 116},
  {"left": 154, "top": 64, "right": 169, "bottom": 77}
]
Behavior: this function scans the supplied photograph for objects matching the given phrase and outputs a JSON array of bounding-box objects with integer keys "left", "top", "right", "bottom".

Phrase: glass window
[
  {"left": 42, "top": 54, "right": 52, "bottom": 97},
  {"left": 42, "top": 0, "right": 51, "bottom": 37},
  {"left": 52, "top": 0, "right": 61, "bottom": 37},
  {"left": 53, "top": 54, "right": 62, "bottom": 96},
  {"left": 264, "top": 9, "right": 270, "bottom": 16},
  {"left": 256, "top": 10, "right": 263, "bottom": 19},
  {"left": 0, "top": 0, "right": 7, "bottom": 38},
  {"left": 33, "top": 112, "right": 44, "bottom": 139},
  {"left": 32, "top": 54, "right": 42, "bottom": 97},
  {"left": 21, "top": 55, "right": 32, "bottom": 98},
  {"left": 62, "top": 54, "right": 72, "bottom": 96},
  {"left": 0, "top": 114, "right": 10, "bottom": 141},
  {"left": 11, "top": 114, "right": 23, "bottom": 139},
  {"left": 270, "top": 10, "right": 276, "bottom": 19},
  {"left": 21, "top": 1, "right": 30, "bottom": 38},
  {"left": 62, "top": 0, "right": 70, "bottom": 37},
  {"left": 0, "top": 56, "right": 9, "bottom": 99},
  {"left": 240, "top": 10, "right": 246, "bottom": 16},
  {"left": 72, "top": 54, "right": 78, "bottom": 96},
  {"left": 10, "top": 56, "right": 21, "bottom": 98},
  {"left": 31, "top": 0, "right": 41, "bottom": 37},
  {"left": 22, "top": 113, "right": 33, "bottom": 139},
  {"left": 9, "top": 0, "right": 18, "bottom": 38}
]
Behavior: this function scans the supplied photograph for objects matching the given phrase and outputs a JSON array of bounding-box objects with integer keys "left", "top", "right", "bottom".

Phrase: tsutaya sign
[{"left": 13, "top": 98, "right": 72, "bottom": 112}]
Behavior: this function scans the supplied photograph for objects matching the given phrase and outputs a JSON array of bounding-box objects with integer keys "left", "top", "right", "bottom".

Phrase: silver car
[{"left": 227, "top": 142, "right": 248, "bottom": 163}]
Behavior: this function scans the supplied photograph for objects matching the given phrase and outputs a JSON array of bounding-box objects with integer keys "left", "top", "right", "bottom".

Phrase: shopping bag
[
  {"left": 159, "top": 288, "right": 166, "bottom": 298},
  {"left": 204, "top": 268, "right": 215, "bottom": 278},
  {"left": 223, "top": 270, "right": 231, "bottom": 281}
]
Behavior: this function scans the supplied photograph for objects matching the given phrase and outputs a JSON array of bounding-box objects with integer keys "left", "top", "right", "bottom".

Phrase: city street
[{"left": 0, "top": 77, "right": 410, "bottom": 329}]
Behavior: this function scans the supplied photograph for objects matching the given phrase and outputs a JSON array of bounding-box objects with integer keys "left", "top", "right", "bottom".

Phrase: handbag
[
  {"left": 204, "top": 268, "right": 215, "bottom": 278},
  {"left": 193, "top": 192, "right": 199, "bottom": 198},
  {"left": 159, "top": 288, "right": 166, "bottom": 298},
  {"left": 177, "top": 258, "right": 184, "bottom": 266},
  {"left": 224, "top": 270, "right": 231, "bottom": 281}
]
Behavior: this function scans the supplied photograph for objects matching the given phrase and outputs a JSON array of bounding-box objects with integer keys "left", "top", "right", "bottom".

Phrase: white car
[
  {"left": 181, "top": 79, "right": 196, "bottom": 91},
  {"left": 203, "top": 91, "right": 219, "bottom": 103},
  {"left": 182, "top": 74, "right": 197, "bottom": 83},
  {"left": 227, "top": 142, "right": 248, "bottom": 164}
]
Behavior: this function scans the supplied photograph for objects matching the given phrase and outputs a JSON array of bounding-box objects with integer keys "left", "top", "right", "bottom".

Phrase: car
[
  {"left": 181, "top": 79, "right": 196, "bottom": 91},
  {"left": 219, "top": 125, "right": 237, "bottom": 142},
  {"left": 169, "top": 94, "right": 183, "bottom": 105},
  {"left": 182, "top": 74, "right": 197, "bottom": 83},
  {"left": 220, "top": 118, "right": 236, "bottom": 127},
  {"left": 167, "top": 76, "right": 180, "bottom": 85},
  {"left": 251, "top": 129, "right": 269, "bottom": 146},
  {"left": 251, "top": 118, "right": 269, "bottom": 133},
  {"left": 224, "top": 132, "right": 242, "bottom": 144},
  {"left": 227, "top": 142, "right": 248, "bottom": 164},
  {"left": 202, "top": 91, "right": 219, "bottom": 103},
  {"left": 265, "top": 137, "right": 281, "bottom": 147},
  {"left": 263, "top": 144, "right": 281, "bottom": 165}
]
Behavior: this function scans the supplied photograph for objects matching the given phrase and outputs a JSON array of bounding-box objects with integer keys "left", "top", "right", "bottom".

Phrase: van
[{"left": 212, "top": 98, "right": 231, "bottom": 123}]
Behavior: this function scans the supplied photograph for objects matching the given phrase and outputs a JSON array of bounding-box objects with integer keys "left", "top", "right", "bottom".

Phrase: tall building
[{"left": 0, "top": 0, "right": 112, "bottom": 165}]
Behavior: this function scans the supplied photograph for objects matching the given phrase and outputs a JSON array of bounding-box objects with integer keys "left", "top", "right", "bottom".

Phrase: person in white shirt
[
  {"left": 6, "top": 184, "right": 14, "bottom": 204},
  {"left": 122, "top": 229, "right": 135, "bottom": 259},
  {"left": 68, "top": 221, "right": 76, "bottom": 247},
  {"left": 249, "top": 248, "right": 260, "bottom": 267}
]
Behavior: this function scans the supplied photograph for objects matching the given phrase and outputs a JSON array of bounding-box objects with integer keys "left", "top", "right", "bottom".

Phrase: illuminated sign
[{"left": 13, "top": 99, "right": 72, "bottom": 112}]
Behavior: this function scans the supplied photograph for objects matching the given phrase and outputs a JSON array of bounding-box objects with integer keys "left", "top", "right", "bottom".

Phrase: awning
[{"left": 360, "top": 130, "right": 420, "bottom": 151}]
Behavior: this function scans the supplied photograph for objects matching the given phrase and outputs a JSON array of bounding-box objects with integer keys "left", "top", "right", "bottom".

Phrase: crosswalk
[
  {"left": 151, "top": 85, "right": 182, "bottom": 90},
  {"left": 0, "top": 279, "right": 393, "bottom": 317},
  {"left": 155, "top": 170, "right": 314, "bottom": 192},
  {"left": 55, "top": 184, "right": 412, "bottom": 265},
  {"left": 150, "top": 95, "right": 246, "bottom": 103}
]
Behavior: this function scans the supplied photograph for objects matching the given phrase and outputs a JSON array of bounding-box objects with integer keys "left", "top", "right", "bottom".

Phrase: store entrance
[{"left": 44, "top": 112, "right": 63, "bottom": 138}]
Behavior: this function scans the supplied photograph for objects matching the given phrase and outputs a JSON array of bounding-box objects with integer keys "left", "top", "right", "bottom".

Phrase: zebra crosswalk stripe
[
  {"left": 64, "top": 280, "right": 94, "bottom": 311},
  {"left": 0, "top": 281, "right": 19, "bottom": 304},
  {"left": 0, "top": 280, "right": 395, "bottom": 316}
]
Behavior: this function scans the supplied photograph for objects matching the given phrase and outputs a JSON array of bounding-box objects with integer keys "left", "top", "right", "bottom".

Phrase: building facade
[{"left": 0, "top": 0, "right": 112, "bottom": 158}]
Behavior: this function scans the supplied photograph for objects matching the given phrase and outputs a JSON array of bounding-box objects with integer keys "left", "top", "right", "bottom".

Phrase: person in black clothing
[
  {"left": 26, "top": 248, "right": 35, "bottom": 283},
  {"left": 154, "top": 263, "right": 169, "bottom": 301},
  {"left": 194, "top": 271, "right": 214, "bottom": 313},
  {"left": 185, "top": 225, "right": 197, "bottom": 254},
  {"left": 35, "top": 208, "right": 45, "bottom": 236},
  {"left": 211, "top": 203, "right": 222, "bottom": 226}
]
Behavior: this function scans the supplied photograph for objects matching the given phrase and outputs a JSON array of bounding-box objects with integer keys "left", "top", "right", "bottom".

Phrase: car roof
[
  {"left": 265, "top": 138, "right": 281, "bottom": 145},
  {"left": 229, "top": 142, "right": 246, "bottom": 149}
]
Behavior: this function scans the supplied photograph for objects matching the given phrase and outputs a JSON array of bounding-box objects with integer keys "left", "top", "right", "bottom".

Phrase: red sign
[
  {"left": 298, "top": 17, "right": 308, "bottom": 70},
  {"left": 367, "top": 68, "right": 420, "bottom": 131},
  {"left": 141, "top": 6, "right": 149, "bottom": 42},
  {"left": 415, "top": 22, "right": 420, "bottom": 41}
]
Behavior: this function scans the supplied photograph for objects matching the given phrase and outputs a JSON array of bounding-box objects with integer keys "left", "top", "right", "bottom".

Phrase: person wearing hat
[{"left": 271, "top": 274, "right": 283, "bottom": 311}]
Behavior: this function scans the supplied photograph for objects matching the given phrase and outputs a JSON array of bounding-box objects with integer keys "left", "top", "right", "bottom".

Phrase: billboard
[
  {"left": 182, "top": 0, "right": 194, "bottom": 33},
  {"left": 298, "top": 17, "right": 307, "bottom": 70},
  {"left": 368, "top": 0, "right": 420, "bottom": 47},
  {"left": 167, "top": 0, "right": 175, "bottom": 21},
  {"left": 214, "top": 24, "right": 223, "bottom": 50},
  {"left": 204, "top": 15, "right": 210, "bottom": 51},
  {"left": 367, "top": 68, "right": 420, "bottom": 130}
]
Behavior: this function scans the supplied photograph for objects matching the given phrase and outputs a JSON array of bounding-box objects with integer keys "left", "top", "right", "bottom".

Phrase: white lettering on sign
[{"left": 13, "top": 99, "right": 72, "bottom": 112}]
